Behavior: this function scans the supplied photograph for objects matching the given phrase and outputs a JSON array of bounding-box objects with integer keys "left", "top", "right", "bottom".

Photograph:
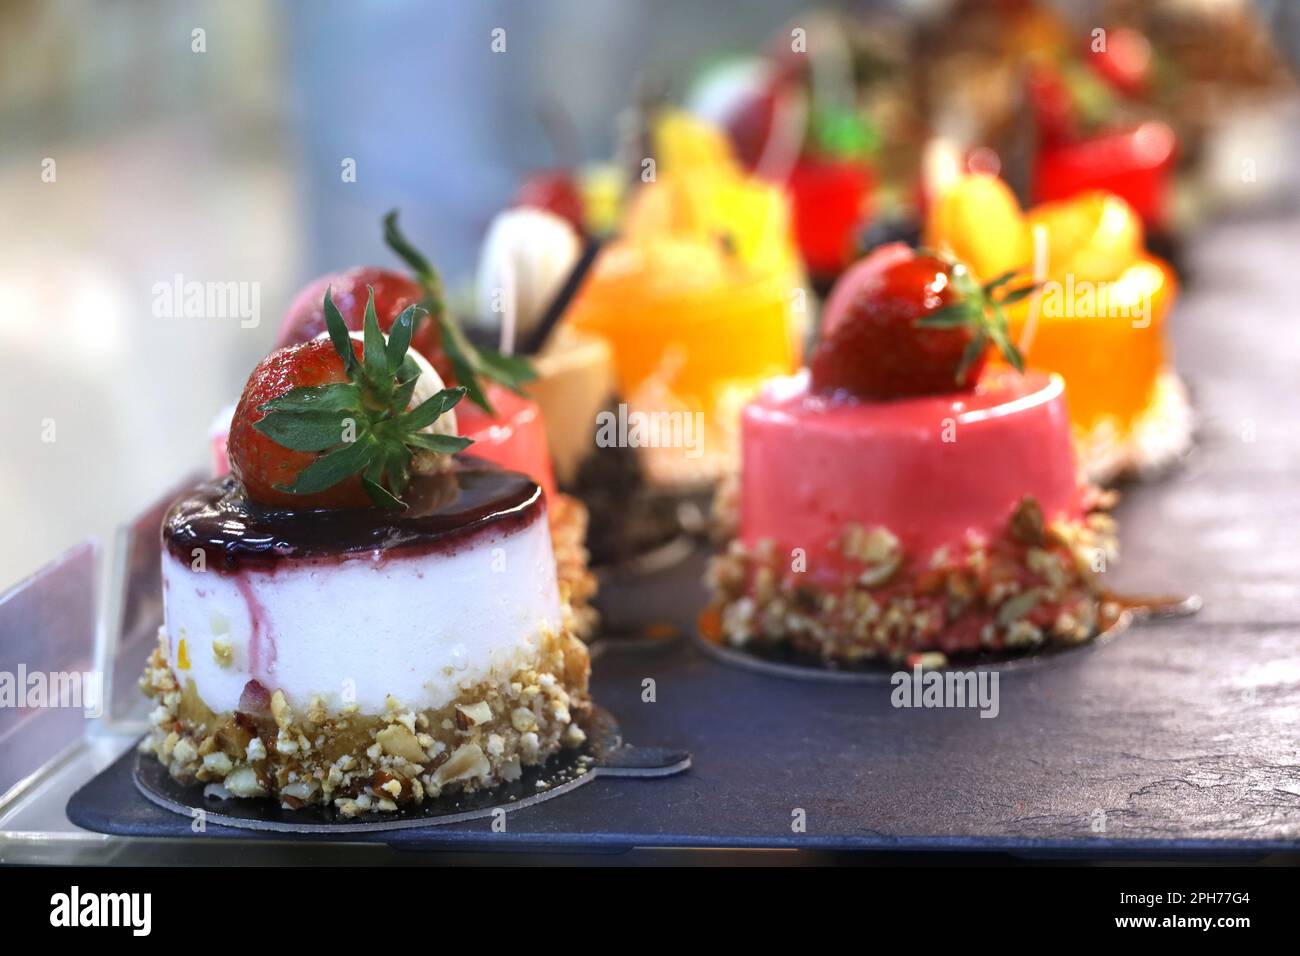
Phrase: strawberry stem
[
  {"left": 382, "top": 210, "right": 536, "bottom": 414},
  {"left": 915, "top": 257, "right": 1032, "bottom": 381}
]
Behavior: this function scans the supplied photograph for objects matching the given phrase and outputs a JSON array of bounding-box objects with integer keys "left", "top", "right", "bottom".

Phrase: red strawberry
[
  {"left": 229, "top": 338, "right": 368, "bottom": 509},
  {"left": 275, "top": 267, "right": 453, "bottom": 382},
  {"left": 514, "top": 170, "right": 585, "bottom": 234},
  {"left": 809, "top": 243, "right": 1026, "bottom": 400},
  {"left": 231, "top": 289, "right": 471, "bottom": 510}
]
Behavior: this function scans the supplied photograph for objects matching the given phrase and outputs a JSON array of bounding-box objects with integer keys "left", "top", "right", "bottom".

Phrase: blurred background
[{"left": 0, "top": 0, "right": 1297, "bottom": 590}]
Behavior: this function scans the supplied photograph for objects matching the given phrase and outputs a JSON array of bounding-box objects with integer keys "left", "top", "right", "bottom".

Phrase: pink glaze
[
  {"left": 457, "top": 383, "right": 558, "bottom": 504},
  {"left": 740, "top": 370, "right": 1082, "bottom": 588}
]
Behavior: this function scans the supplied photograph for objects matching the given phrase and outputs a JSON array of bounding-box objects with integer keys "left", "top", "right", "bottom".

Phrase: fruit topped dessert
[
  {"left": 567, "top": 112, "right": 805, "bottom": 490},
  {"left": 927, "top": 172, "right": 1190, "bottom": 481},
  {"left": 143, "top": 293, "right": 592, "bottom": 814},
  {"left": 211, "top": 212, "right": 597, "bottom": 635},
  {"left": 705, "top": 243, "right": 1116, "bottom": 667},
  {"left": 474, "top": 206, "right": 614, "bottom": 493}
]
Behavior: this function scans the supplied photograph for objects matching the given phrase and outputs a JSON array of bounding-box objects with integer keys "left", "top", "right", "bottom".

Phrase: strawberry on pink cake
[{"left": 706, "top": 243, "right": 1116, "bottom": 666}]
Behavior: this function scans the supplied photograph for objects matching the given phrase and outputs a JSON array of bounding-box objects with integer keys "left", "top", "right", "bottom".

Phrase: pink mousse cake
[
  {"left": 456, "top": 383, "right": 558, "bottom": 505},
  {"left": 706, "top": 244, "right": 1116, "bottom": 665}
]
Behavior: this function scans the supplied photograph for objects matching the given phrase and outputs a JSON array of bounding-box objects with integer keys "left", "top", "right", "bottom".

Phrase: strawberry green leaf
[
  {"left": 384, "top": 210, "right": 536, "bottom": 409},
  {"left": 924, "top": 252, "right": 1037, "bottom": 383},
  {"left": 982, "top": 269, "right": 1021, "bottom": 293},
  {"left": 955, "top": 329, "right": 988, "bottom": 384},
  {"left": 361, "top": 287, "right": 391, "bottom": 399},
  {"left": 400, "top": 386, "right": 467, "bottom": 431},
  {"left": 988, "top": 322, "right": 1026, "bottom": 373},
  {"left": 396, "top": 355, "right": 421, "bottom": 383},
  {"left": 276, "top": 432, "right": 376, "bottom": 495},
  {"left": 383, "top": 210, "right": 443, "bottom": 313},
  {"left": 253, "top": 409, "right": 356, "bottom": 452},
  {"left": 377, "top": 443, "right": 413, "bottom": 499},
  {"left": 385, "top": 304, "right": 420, "bottom": 370},
  {"left": 362, "top": 474, "right": 404, "bottom": 511},
  {"left": 405, "top": 432, "right": 473, "bottom": 454},
  {"left": 391, "top": 376, "right": 420, "bottom": 415},
  {"left": 476, "top": 347, "right": 538, "bottom": 393},
  {"left": 437, "top": 314, "right": 492, "bottom": 411},
  {"left": 323, "top": 290, "right": 360, "bottom": 376},
  {"left": 998, "top": 285, "right": 1039, "bottom": 306},
  {"left": 257, "top": 382, "right": 362, "bottom": 415}
]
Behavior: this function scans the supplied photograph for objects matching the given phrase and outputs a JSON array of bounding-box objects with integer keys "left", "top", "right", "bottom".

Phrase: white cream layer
[{"left": 162, "top": 512, "right": 562, "bottom": 716}]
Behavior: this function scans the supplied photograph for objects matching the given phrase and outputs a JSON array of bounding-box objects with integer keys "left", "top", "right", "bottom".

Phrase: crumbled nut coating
[
  {"left": 707, "top": 494, "right": 1117, "bottom": 664},
  {"left": 140, "top": 626, "right": 591, "bottom": 813}
]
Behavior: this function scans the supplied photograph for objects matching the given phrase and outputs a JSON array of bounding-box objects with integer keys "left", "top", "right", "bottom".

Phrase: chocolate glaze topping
[{"left": 163, "top": 459, "right": 543, "bottom": 573}]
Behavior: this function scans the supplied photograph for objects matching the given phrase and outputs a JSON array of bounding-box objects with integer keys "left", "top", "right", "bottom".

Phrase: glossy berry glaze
[
  {"left": 164, "top": 458, "right": 543, "bottom": 574},
  {"left": 740, "top": 369, "right": 1082, "bottom": 590}
]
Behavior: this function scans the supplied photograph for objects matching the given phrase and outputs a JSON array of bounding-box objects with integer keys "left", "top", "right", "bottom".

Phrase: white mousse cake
[{"left": 141, "top": 461, "right": 592, "bottom": 815}]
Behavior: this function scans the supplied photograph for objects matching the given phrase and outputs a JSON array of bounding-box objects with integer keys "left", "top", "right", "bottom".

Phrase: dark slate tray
[{"left": 67, "top": 544, "right": 1300, "bottom": 854}]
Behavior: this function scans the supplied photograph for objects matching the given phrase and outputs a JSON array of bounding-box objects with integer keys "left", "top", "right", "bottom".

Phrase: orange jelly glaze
[
  {"left": 1000, "top": 256, "right": 1176, "bottom": 433},
  {"left": 566, "top": 251, "right": 799, "bottom": 419}
]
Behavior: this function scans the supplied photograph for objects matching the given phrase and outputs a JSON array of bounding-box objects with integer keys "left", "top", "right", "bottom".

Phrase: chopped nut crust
[
  {"left": 550, "top": 492, "right": 598, "bottom": 641},
  {"left": 140, "top": 626, "right": 591, "bottom": 813},
  {"left": 707, "top": 493, "right": 1117, "bottom": 664}
]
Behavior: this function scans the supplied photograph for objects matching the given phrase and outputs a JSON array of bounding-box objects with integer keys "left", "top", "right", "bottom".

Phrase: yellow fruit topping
[
  {"left": 1027, "top": 191, "right": 1144, "bottom": 283},
  {"left": 926, "top": 172, "right": 1030, "bottom": 283},
  {"left": 927, "top": 173, "right": 1177, "bottom": 440}
]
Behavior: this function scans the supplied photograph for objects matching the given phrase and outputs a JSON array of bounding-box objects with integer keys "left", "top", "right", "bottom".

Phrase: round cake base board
[
  {"left": 133, "top": 706, "right": 690, "bottom": 835},
  {"left": 693, "top": 593, "right": 1201, "bottom": 684}
]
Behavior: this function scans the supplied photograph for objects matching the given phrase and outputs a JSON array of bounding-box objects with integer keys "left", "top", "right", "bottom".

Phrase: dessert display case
[{"left": 2, "top": 1, "right": 1299, "bottom": 880}]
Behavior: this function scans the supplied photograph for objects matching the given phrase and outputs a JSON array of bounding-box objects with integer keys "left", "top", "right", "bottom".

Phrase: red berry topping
[
  {"left": 230, "top": 289, "right": 469, "bottom": 510},
  {"left": 229, "top": 338, "right": 366, "bottom": 508},
  {"left": 809, "top": 243, "right": 1027, "bottom": 400}
]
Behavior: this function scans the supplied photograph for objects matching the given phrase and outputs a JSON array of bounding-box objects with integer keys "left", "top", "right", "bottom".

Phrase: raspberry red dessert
[
  {"left": 706, "top": 244, "right": 1116, "bottom": 666},
  {"left": 142, "top": 291, "right": 591, "bottom": 814}
]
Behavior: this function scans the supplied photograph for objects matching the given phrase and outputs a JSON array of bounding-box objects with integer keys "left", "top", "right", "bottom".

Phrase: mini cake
[
  {"left": 927, "top": 173, "right": 1189, "bottom": 481},
  {"left": 267, "top": 212, "right": 597, "bottom": 636},
  {"left": 567, "top": 112, "right": 804, "bottom": 489},
  {"left": 143, "top": 292, "right": 591, "bottom": 813},
  {"left": 707, "top": 243, "right": 1116, "bottom": 665}
]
